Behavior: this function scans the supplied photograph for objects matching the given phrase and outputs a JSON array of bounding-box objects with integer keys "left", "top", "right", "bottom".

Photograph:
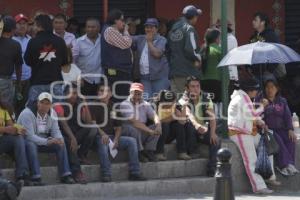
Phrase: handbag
[{"left": 264, "top": 129, "right": 280, "bottom": 156}]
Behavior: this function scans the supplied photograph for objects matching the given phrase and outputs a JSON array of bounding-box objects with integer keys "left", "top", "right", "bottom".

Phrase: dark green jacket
[{"left": 168, "top": 18, "right": 201, "bottom": 78}]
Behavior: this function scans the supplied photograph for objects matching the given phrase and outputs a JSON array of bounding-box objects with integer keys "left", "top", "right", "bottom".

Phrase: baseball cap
[
  {"left": 130, "top": 83, "right": 144, "bottom": 92},
  {"left": 182, "top": 5, "right": 202, "bottom": 17},
  {"left": 15, "top": 13, "right": 29, "bottom": 23},
  {"left": 38, "top": 92, "right": 53, "bottom": 103},
  {"left": 144, "top": 18, "right": 159, "bottom": 27}
]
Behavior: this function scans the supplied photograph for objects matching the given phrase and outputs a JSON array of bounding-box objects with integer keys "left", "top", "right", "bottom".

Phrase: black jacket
[
  {"left": 24, "top": 31, "right": 68, "bottom": 85},
  {"left": 250, "top": 28, "right": 280, "bottom": 43}
]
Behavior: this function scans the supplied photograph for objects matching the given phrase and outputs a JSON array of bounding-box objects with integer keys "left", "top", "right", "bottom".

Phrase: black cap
[
  {"left": 239, "top": 78, "right": 260, "bottom": 92},
  {"left": 3, "top": 16, "right": 16, "bottom": 33}
]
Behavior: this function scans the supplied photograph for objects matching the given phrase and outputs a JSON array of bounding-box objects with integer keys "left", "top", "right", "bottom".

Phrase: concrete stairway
[{"left": 2, "top": 140, "right": 300, "bottom": 200}]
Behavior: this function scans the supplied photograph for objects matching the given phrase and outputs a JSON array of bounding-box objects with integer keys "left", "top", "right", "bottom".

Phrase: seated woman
[
  {"left": 263, "top": 79, "right": 299, "bottom": 176},
  {"left": 228, "top": 78, "right": 280, "bottom": 195},
  {"left": 155, "top": 90, "right": 191, "bottom": 161}
]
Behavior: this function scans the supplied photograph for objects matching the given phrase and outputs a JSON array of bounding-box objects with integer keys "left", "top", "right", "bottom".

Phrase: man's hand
[
  {"left": 5, "top": 126, "right": 18, "bottom": 135},
  {"left": 113, "top": 138, "right": 119, "bottom": 149},
  {"left": 70, "top": 136, "right": 78, "bottom": 152},
  {"left": 47, "top": 138, "right": 64, "bottom": 146},
  {"left": 210, "top": 133, "right": 218, "bottom": 146},
  {"left": 197, "top": 125, "right": 208, "bottom": 135},
  {"left": 146, "top": 32, "right": 154, "bottom": 43},
  {"left": 101, "top": 134, "right": 110, "bottom": 145},
  {"left": 289, "top": 130, "right": 297, "bottom": 143}
]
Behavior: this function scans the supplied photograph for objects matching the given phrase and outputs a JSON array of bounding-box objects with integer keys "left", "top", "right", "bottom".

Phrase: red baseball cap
[
  {"left": 15, "top": 13, "right": 29, "bottom": 23},
  {"left": 130, "top": 83, "right": 144, "bottom": 92}
]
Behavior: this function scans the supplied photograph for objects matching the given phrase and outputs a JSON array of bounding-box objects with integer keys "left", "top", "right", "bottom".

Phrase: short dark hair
[
  {"left": 67, "top": 17, "right": 79, "bottom": 26},
  {"left": 85, "top": 17, "right": 100, "bottom": 26},
  {"left": 158, "top": 90, "right": 176, "bottom": 103},
  {"left": 64, "top": 83, "right": 78, "bottom": 95},
  {"left": 35, "top": 14, "right": 53, "bottom": 32},
  {"left": 54, "top": 13, "right": 67, "bottom": 22},
  {"left": 185, "top": 76, "right": 201, "bottom": 87},
  {"left": 2, "top": 16, "right": 16, "bottom": 33},
  {"left": 107, "top": 9, "right": 124, "bottom": 25},
  {"left": 254, "top": 12, "right": 269, "bottom": 28},
  {"left": 97, "top": 84, "right": 112, "bottom": 92}
]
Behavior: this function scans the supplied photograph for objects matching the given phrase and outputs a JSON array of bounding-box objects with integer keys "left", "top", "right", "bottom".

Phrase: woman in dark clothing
[{"left": 263, "top": 79, "right": 299, "bottom": 176}]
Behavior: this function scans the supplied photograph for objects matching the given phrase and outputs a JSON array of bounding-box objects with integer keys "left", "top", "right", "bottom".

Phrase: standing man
[
  {"left": 53, "top": 14, "right": 79, "bottom": 60},
  {"left": 102, "top": 9, "right": 133, "bottom": 102},
  {"left": 250, "top": 12, "right": 280, "bottom": 81},
  {"left": 24, "top": 14, "right": 68, "bottom": 105},
  {"left": 168, "top": 5, "right": 202, "bottom": 95},
  {"left": 76, "top": 18, "right": 102, "bottom": 96},
  {"left": 0, "top": 16, "right": 23, "bottom": 104},
  {"left": 12, "top": 14, "right": 31, "bottom": 116}
]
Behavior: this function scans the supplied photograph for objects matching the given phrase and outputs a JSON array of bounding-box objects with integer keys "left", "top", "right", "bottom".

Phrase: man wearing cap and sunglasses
[
  {"left": 119, "top": 83, "right": 162, "bottom": 162},
  {"left": 132, "top": 18, "right": 169, "bottom": 99},
  {"left": 168, "top": 5, "right": 202, "bottom": 95},
  {"left": 12, "top": 14, "right": 32, "bottom": 116},
  {"left": 18, "top": 92, "right": 75, "bottom": 185}
]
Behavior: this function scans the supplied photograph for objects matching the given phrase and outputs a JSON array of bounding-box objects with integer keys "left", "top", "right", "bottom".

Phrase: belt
[{"left": 228, "top": 129, "right": 257, "bottom": 137}]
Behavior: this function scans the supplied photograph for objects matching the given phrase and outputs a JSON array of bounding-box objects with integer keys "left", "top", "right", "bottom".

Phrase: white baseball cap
[{"left": 38, "top": 92, "right": 53, "bottom": 103}]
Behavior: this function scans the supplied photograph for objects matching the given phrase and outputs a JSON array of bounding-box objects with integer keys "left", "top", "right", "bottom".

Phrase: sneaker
[
  {"left": 31, "top": 178, "right": 46, "bottom": 186},
  {"left": 177, "top": 153, "right": 192, "bottom": 161},
  {"left": 17, "top": 176, "right": 33, "bottom": 187},
  {"left": 254, "top": 188, "right": 274, "bottom": 195},
  {"left": 129, "top": 174, "right": 147, "bottom": 181},
  {"left": 206, "top": 169, "right": 216, "bottom": 177},
  {"left": 101, "top": 176, "right": 112, "bottom": 183},
  {"left": 143, "top": 151, "right": 158, "bottom": 162},
  {"left": 156, "top": 153, "right": 167, "bottom": 161},
  {"left": 288, "top": 164, "right": 300, "bottom": 175},
  {"left": 73, "top": 171, "right": 88, "bottom": 184},
  {"left": 265, "top": 179, "right": 281, "bottom": 186},
  {"left": 276, "top": 167, "right": 290, "bottom": 176},
  {"left": 60, "top": 175, "right": 75, "bottom": 184}
]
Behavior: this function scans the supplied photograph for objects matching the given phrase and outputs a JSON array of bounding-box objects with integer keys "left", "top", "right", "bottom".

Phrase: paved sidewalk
[{"left": 52, "top": 192, "right": 300, "bottom": 200}]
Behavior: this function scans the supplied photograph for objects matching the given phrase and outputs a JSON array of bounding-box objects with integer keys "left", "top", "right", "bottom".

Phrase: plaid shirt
[{"left": 104, "top": 26, "right": 132, "bottom": 50}]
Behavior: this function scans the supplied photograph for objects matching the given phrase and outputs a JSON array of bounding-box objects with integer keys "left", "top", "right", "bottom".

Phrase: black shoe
[
  {"left": 101, "top": 176, "right": 112, "bottom": 183},
  {"left": 143, "top": 151, "right": 157, "bottom": 162},
  {"left": 207, "top": 169, "right": 216, "bottom": 177},
  {"left": 17, "top": 176, "right": 33, "bottom": 187},
  {"left": 60, "top": 175, "right": 75, "bottom": 184},
  {"left": 139, "top": 153, "right": 149, "bottom": 163},
  {"left": 129, "top": 174, "right": 147, "bottom": 181},
  {"left": 31, "top": 178, "right": 46, "bottom": 186}
]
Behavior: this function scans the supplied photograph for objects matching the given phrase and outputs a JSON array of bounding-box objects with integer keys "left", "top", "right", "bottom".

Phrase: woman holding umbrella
[{"left": 228, "top": 78, "right": 281, "bottom": 194}]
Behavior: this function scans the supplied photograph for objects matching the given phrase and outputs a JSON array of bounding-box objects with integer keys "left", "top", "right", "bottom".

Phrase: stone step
[
  {"left": 18, "top": 176, "right": 215, "bottom": 200},
  {"left": 2, "top": 159, "right": 208, "bottom": 184},
  {"left": 0, "top": 143, "right": 209, "bottom": 168}
]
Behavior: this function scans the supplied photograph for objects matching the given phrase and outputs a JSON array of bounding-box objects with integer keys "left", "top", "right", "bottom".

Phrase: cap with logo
[
  {"left": 144, "top": 18, "right": 159, "bottom": 27},
  {"left": 15, "top": 13, "right": 29, "bottom": 23}
]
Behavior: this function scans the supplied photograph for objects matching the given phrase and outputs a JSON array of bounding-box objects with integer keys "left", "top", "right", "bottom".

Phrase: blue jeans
[
  {"left": 0, "top": 135, "right": 29, "bottom": 178},
  {"left": 26, "top": 141, "right": 71, "bottom": 178},
  {"left": 140, "top": 75, "right": 170, "bottom": 99},
  {"left": 96, "top": 135, "right": 140, "bottom": 176},
  {"left": 27, "top": 84, "right": 63, "bottom": 106}
]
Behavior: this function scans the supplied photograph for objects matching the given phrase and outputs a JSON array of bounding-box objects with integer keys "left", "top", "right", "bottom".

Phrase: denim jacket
[{"left": 132, "top": 34, "right": 169, "bottom": 80}]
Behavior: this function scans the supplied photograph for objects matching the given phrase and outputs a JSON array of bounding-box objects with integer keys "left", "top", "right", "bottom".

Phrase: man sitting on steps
[{"left": 85, "top": 84, "right": 147, "bottom": 182}]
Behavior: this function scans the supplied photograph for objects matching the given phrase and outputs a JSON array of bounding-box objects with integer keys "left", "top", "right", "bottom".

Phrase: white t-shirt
[
  {"left": 61, "top": 63, "right": 81, "bottom": 83},
  {"left": 227, "top": 33, "right": 238, "bottom": 81},
  {"left": 139, "top": 43, "right": 150, "bottom": 75}
]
